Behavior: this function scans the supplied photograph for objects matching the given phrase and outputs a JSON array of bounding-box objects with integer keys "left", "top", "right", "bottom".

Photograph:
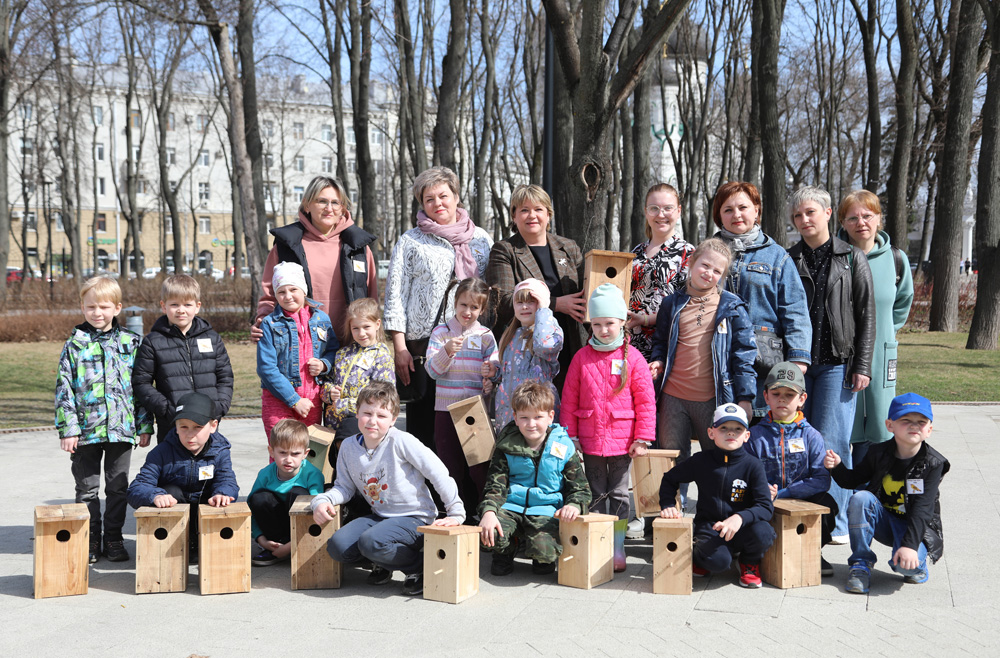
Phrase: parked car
[
  {"left": 142, "top": 267, "right": 161, "bottom": 279},
  {"left": 228, "top": 266, "right": 251, "bottom": 278},
  {"left": 6, "top": 267, "right": 23, "bottom": 283}
]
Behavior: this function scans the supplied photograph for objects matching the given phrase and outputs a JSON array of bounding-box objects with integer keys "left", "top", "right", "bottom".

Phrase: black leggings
[{"left": 247, "top": 487, "right": 311, "bottom": 544}]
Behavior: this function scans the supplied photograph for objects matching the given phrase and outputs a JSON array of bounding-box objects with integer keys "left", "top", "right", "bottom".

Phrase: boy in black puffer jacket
[
  {"left": 133, "top": 274, "right": 234, "bottom": 442},
  {"left": 659, "top": 403, "right": 775, "bottom": 588}
]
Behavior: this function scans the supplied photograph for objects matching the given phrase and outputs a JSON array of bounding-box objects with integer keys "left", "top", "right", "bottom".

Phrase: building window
[
  {"left": 198, "top": 216, "right": 211, "bottom": 234},
  {"left": 263, "top": 120, "right": 274, "bottom": 138},
  {"left": 197, "top": 114, "right": 210, "bottom": 133},
  {"left": 294, "top": 186, "right": 304, "bottom": 202},
  {"left": 347, "top": 159, "right": 356, "bottom": 174},
  {"left": 169, "top": 180, "right": 178, "bottom": 193},
  {"left": 294, "top": 155, "right": 304, "bottom": 172},
  {"left": 198, "top": 182, "right": 210, "bottom": 201},
  {"left": 136, "top": 180, "right": 147, "bottom": 194},
  {"left": 167, "top": 112, "right": 175, "bottom": 131},
  {"left": 25, "top": 211, "right": 37, "bottom": 231},
  {"left": 55, "top": 212, "right": 64, "bottom": 232},
  {"left": 321, "top": 157, "right": 332, "bottom": 173},
  {"left": 321, "top": 124, "right": 333, "bottom": 141},
  {"left": 199, "top": 149, "right": 210, "bottom": 166},
  {"left": 371, "top": 129, "right": 383, "bottom": 145},
  {"left": 129, "top": 109, "right": 141, "bottom": 129},
  {"left": 264, "top": 153, "right": 274, "bottom": 169},
  {"left": 96, "top": 213, "right": 107, "bottom": 233},
  {"left": 20, "top": 137, "right": 33, "bottom": 155},
  {"left": 132, "top": 145, "right": 140, "bottom": 161},
  {"left": 166, "top": 147, "right": 176, "bottom": 165},
  {"left": 95, "top": 143, "right": 104, "bottom": 161},
  {"left": 346, "top": 127, "right": 355, "bottom": 145},
  {"left": 92, "top": 106, "right": 103, "bottom": 126},
  {"left": 350, "top": 190, "right": 358, "bottom": 206},
  {"left": 293, "top": 122, "right": 304, "bottom": 139},
  {"left": 164, "top": 215, "right": 173, "bottom": 234},
  {"left": 20, "top": 101, "right": 32, "bottom": 121},
  {"left": 98, "top": 178, "right": 106, "bottom": 195}
]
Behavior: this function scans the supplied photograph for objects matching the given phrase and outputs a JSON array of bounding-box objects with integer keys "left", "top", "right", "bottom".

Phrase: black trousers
[
  {"left": 70, "top": 442, "right": 132, "bottom": 541},
  {"left": 247, "top": 487, "right": 310, "bottom": 544}
]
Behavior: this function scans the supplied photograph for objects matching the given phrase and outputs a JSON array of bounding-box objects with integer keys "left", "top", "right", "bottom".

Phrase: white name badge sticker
[
  {"left": 197, "top": 338, "right": 213, "bottom": 353},
  {"left": 198, "top": 465, "right": 215, "bottom": 480},
  {"left": 906, "top": 479, "right": 924, "bottom": 494},
  {"left": 353, "top": 260, "right": 366, "bottom": 273},
  {"left": 550, "top": 442, "right": 567, "bottom": 459},
  {"left": 788, "top": 438, "right": 805, "bottom": 453},
  {"left": 317, "top": 327, "right": 327, "bottom": 342},
  {"left": 468, "top": 335, "right": 482, "bottom": 350},
  {"left": 611, "top": 359, "right": 624, "bottom": 375}
]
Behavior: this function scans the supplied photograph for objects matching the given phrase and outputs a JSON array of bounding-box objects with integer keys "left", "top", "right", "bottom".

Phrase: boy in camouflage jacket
[{"left": 55, "top": 277, "right": 152, "bottom": 563}]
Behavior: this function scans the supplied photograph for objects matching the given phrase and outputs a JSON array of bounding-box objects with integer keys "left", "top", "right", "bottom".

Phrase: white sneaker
[
  {"left": 625, "top": 517, "right": 646, "bottom": 539},
  {"left": 830, "top": 534, "right": 849, "bottom": 545}
]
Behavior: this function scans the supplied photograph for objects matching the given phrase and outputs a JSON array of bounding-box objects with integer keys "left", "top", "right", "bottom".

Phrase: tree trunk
[
  {"left": 432, "top": 0, "right": 467, "bottom": 169},
  {"left": 394, "top": 0, "right": 427, "bottom": 175},
  {"left": 619, "top": 101, "right": 634, "bottom": 251},
  {"left": 319, "top": 0, "right": 351, "bottom": 191},
  {"left": 849, "top": 0, "right": 881, "bottom": 193},
  {"left": 197, "top": 0, "right": 263, "bottom": 307},
  {"left": 756, "top": 0, "right": 786, "bottom": 244},
  {"left": 473, "top": 0, "right": 496, "bottom": 229},
  {"left": 743, "top": 0, "right": 762, "bottom": 185},
  {"left": 348, "top": 0, "right": 376, "bottom": 236},
  {"left": 885, "top": 0, "right": 916, "bottom": 252},
  {"left": 929, "top": 0, "right": 983, "bottom": 332},
  {"left": 236, "top": 0, "right": 268, "bottom": 258},
  {"left": 967, "top": 2, "right": 1000, "bottom": 349}
]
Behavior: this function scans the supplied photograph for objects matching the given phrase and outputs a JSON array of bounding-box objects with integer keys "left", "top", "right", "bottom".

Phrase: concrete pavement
[{"left": 2, "top": 405, "right": 998, "bottom": 657}]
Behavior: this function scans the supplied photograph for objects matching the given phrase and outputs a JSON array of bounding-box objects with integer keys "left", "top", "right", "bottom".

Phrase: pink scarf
[
  {"left": 416, "top": 207, "right": 478, "bottom": 279},
  {"left": 284, "top": 306, "right": 320, "bottom": 402}
]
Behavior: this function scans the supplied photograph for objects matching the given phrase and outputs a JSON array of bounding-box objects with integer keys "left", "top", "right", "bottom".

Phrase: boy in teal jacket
[{"left": 478, "top": 381, "right": 592, "bottom": 577}]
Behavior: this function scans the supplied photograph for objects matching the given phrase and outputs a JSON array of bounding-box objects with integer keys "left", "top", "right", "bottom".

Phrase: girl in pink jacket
[{"left": 562, "top": 284, "right": 656, "bottom": 524}]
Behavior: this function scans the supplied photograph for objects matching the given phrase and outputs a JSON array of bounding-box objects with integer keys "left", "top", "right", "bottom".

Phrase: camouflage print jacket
[{"left": 55, "top": 320, "right": 153, "bottom": 445}]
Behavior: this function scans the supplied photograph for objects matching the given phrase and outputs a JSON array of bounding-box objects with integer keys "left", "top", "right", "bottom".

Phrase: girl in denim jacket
[{"left": 257, "top": 262, "right": 340, "bottom": 448}]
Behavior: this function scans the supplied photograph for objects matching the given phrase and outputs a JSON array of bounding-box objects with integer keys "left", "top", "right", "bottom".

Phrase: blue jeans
[
  {"left": 327, "top": 514, "right": 425, "bottom": 575},
  {"left": 847, "top": 491, "right": 928, "bottom": 578},
  {"left": 803, "top": 363, "right": 857, "bottom": 536}
]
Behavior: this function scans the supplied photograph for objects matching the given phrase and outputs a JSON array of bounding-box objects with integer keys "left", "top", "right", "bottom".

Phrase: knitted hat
[
  {"left": 514, "top": 278, "right": 550, "bottom": 310},
  {"left": 588, "top": 283, "right": 627, "bottom": 320},
  {"left": 272, "top": 261, "right": 308, "bottom": 295}
]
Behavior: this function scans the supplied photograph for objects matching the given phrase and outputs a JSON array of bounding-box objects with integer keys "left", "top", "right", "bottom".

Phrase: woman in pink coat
[{"left": 562, "top": 284, "right": 656, "bottom": 523}]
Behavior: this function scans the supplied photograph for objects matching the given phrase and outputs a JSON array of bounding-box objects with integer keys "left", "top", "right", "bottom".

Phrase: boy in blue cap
[{"left": 823, "top": 392, "right": 949, "bottom": 593}]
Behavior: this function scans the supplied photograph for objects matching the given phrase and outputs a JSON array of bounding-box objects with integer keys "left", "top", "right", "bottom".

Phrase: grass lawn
[
  {"left": 1, "top": 332, "right": 997, "bottom": 430},
  {"left": 0, "top": 341, "right": 260, "bottom": 430}
]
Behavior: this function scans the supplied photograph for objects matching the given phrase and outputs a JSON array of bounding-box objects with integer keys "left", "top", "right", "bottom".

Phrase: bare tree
[
  {"left": 0, "top": 0, "right": 30, "bottom": 305},
  {"left": 755, "top": 0, "right": 787, "bottom": 243},
  {"left": 885, "top": 0, "right": 918, "bottom": 252},
  {"left": 432, "top": 0, "right": 467, "bottom": 169},
  {"left": 848, "top": 0, "right": 881, "bottom": 193}
]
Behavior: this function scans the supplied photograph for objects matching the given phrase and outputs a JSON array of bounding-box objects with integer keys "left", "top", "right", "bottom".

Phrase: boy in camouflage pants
[
  {"left": 56, "top": 277, "right": 152, "bottom": 563},
  {"left": 478, "top": 381, "right": 592, "bottom": 576}
]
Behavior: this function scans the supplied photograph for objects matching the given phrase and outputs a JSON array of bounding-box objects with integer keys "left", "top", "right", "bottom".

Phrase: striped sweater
[{"left": 425, "top": 317, "right": 499, "bottom": 411}]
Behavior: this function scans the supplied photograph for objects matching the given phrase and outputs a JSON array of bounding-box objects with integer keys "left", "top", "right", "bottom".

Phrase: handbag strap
[{"left": 431, "top": 279, "right": 454, "bottom": 328}]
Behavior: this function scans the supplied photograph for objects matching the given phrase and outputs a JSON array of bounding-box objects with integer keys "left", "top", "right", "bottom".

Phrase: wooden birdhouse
[
  {"left": 198, "top": 503, "right": 251, "bottom": 595},
  {"left": 558, "top": 513, "right": 616, "bottom": 589},
  {"left": 582, "top": 250, "right": 636, "bottom": 322},
  {"left": 447, "top": 396, "right": 496, "bottom": 466},
  {"left": 418, "top": 524, "right": 481, "bottom": 604},
  {"left": 652, "top": 517, "right": 692, "bottom": 595},
  {"left": 33, "top": 504, "right": 90, "bottom": 599},
  {"left": 135, "top": 504, "right": 190, "bottom": 594},
  {"left": 306, "top": 424, "right": 337, "bottom": 483},
  {"left": 630, "top": 449, "right": 681, "bottom": 517},
  {"left": 761, "top": 498, "right": 830, "bottom": 589},
  {"left": 290, "top": 495, "right": 341, "bottom": 590}
]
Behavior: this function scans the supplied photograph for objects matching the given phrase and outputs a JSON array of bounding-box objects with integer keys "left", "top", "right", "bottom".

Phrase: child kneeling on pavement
[
  {"left": 478, "top": 380, "right": 592, "bottom": 576},
  {"left": 310, "top": 382, "right": 464, "bottom": 596},
  {"left": 659, "top": 403, "right": 774, "bottom": 588},
  {"left": 824, "top": 392, "right": 949, "bottom": 594}
]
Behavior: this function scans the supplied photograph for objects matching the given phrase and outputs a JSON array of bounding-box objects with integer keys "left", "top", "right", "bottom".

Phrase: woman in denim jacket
[
  {"left": 712, "top": 181, "right": 812, "bottom": 416},
  {"left": 257, "top": 262, "right": 340, "bottom": 446}
]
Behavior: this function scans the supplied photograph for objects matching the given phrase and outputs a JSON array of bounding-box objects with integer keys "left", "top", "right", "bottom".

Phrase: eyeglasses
[
  {"left": 645, "top": 205, "right": 676, "bottom": 216},
  {"left": 845, "top": 213, "right": 878, "bottom": 224},
  {"left": 313, "top": 199, "right": 342, "bottom": 208}
]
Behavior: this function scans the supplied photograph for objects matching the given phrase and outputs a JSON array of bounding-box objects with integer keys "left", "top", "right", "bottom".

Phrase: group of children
[{"left": 54, "top": 240, "right": 948, "bottom": 596}]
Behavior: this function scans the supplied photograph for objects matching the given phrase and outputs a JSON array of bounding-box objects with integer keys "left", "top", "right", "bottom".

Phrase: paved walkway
[{"left": 2, "top": 405, "right": 997, "bottom": 657}]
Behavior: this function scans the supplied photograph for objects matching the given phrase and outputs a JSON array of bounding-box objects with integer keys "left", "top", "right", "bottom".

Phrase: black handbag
[
  {"left": 753, "top": 327, "right": 785, "bottom": 379},
  {"left": 395, "top": 286, "right": 451, "bottom": 404}
]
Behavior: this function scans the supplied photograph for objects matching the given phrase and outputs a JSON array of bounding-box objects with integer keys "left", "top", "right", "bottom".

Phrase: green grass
[
  {"left": 0, "top": 341, "right": 260, "bottom": 430},
  {"left": 1, "top": 332, "right": 997, "bottom": 430}
]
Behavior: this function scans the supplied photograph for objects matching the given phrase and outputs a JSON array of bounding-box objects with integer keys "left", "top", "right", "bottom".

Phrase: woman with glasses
[
  {"left": 836, "top": 190, "right": 914, "bottom": 463},
  {"left": 254, "top": 176, "right": 378, "bottom": 344},
  {"left": 625, "top": 183, "right": 696, "bottom": 360}
]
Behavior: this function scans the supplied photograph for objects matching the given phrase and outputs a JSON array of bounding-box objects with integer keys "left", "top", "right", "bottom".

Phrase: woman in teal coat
[{"left": 837, "top": 190, "right": 914, "bottom": 462}]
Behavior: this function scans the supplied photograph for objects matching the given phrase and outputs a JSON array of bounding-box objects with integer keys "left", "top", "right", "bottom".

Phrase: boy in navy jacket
[
  {"left": 659, "top": 403, "right": 774, "bottom": 588},
  {"left": 127, "top": 392, "right": 240, "bottom": 561},
  {"left": 747, "top": 362, "right": 836, "bottom": 575}
]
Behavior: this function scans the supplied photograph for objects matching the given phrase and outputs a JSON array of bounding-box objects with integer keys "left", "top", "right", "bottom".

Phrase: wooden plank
[
  {"left": 652, "top": 517, "right": 692, "bottom": 595},
  {"left": 33, "top": 504, "right": 89, "bottom": 599},
  {"left": 290, "top": 495, "right": 341, "bottom": 591},
  {"left": 447, "top": 396, "right": 496, "bottom": 467},
  {"left": 306, "top": 424, "right": 337, "bottom": 483},
  {"left": 198, "top": 502, "right": 251, "bottom": 595},
  {"left": 773, "top": 498, "right": 830, "bottom": 517},
  {"left": 583, "top": 250, "right": 636, "bottom": 322},
  {"left": 135, "top": 504, "right": 190, "bottom": 594},
  {"left": 420, "top": 525, "right": 480, "bottom": 604},
  {"left": 558, "top": 514, "right": 616, "bottom": 589},
  {"left": 762, "top": 501, "right": 825, "bottom": 589}
]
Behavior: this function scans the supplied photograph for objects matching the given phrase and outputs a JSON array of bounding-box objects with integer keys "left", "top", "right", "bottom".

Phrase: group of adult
[{"left": 251, "top": 170, "right": 914, "bottom": 540}]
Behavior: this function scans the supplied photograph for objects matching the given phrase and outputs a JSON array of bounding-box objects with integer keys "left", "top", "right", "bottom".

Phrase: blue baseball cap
[{"left": 887, "top": 392, "right": 933, "bottom": 422}]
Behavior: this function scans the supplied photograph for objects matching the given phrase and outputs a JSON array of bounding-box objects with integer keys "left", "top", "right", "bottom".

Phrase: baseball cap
[
  {"left": 764, "top": 361, "right": 806, "bottom": 393},
  {"left": 172, "top": 392, "right": 218, "bottom": 426},
  {"left": 713, "top": 403, "right": 749, "bottom": 429},
  {"left": 887, "top": 392, "right": 933, "bottom": 422}
]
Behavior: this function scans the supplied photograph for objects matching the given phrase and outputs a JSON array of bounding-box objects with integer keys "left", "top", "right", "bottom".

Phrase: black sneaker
[
  {"left": 821, "top": 557, "right": 834, "bottom": 577},
  {"left": 491, "top": 552, "right": 514, "bottom": 576},
  {"left": 104, "top": 539, "right": 129, "bottom": 562},
  {"left": 367, "top": 564, "right": 393, "bottom": 585},
  {"left": 252, "top": 549, "right": 279, "bottom": 566},
  {"left": 531, "top": 559, "right": 556, "bottom": 575},
  {"left": 89, "top": 540, "right": 101, "bottom": 564},
  {"left": 402, "top": 573, "right": 423, "bottom": 596}
]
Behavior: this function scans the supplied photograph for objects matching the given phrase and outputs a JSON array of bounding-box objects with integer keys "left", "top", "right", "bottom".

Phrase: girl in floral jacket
[{"left": 487, "top": 279, "right": 564, "bottom": 429}]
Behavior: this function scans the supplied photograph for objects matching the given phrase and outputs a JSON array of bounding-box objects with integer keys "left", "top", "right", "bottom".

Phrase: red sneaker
[
  {"left": 693, "top": 563, "right": 709, "bottom": 577},
  {"left": 738, "top": 562, "right": 762, "bottom": 588}
]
